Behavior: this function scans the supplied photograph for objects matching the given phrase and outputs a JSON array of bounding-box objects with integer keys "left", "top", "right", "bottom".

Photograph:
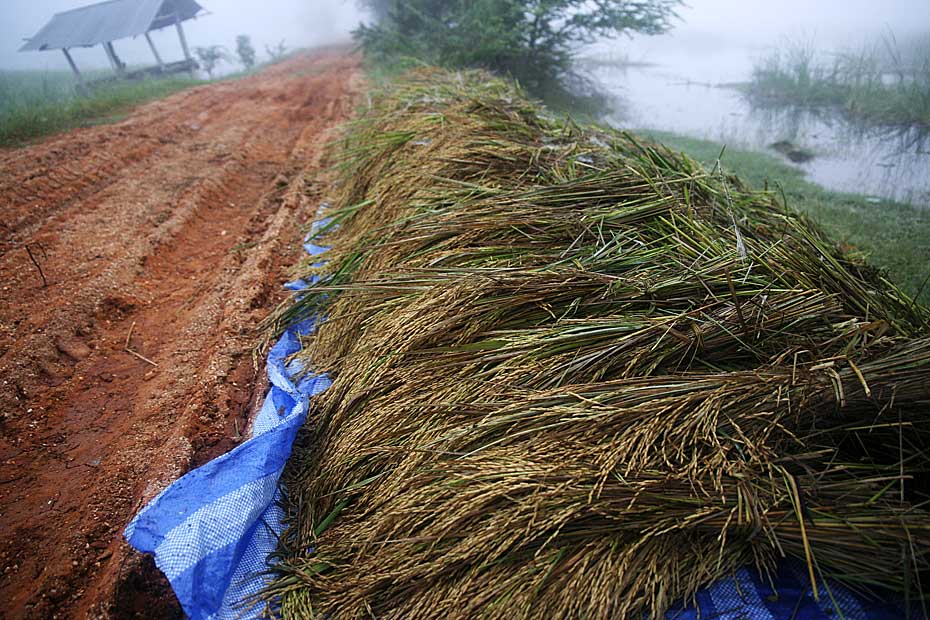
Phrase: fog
[
  {"left": 1, "top": 0, "right": 927, "bottom": 73},
  {"left": 0, "top": 0, "right": 366, "bottom": 72},
  {"left": 588, "top": 0, "right": 930, "bottom": 83},
  {"left": 666, "top": 0, "right": 927, "bottom": 46}
]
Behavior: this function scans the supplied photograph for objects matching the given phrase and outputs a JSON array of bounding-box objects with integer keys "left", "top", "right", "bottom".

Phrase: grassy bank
[
  {"left": 644, "top": 129, "right": 930, "bottom": 304},
  {"left": 741, "top": 39, "right": 930, "bottom": 128},
  {"left": 0, "top": 70, "right": 200, "bottom": 147}
]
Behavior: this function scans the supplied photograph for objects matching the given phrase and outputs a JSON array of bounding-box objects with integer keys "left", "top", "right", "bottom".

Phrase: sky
[{"left": 0, "top": 0, "right": 928, "bottom": 72}]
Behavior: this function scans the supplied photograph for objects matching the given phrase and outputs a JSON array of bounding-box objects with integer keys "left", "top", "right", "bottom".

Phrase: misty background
[
  {"left": 593, "top": 0, "right": 929, "bottom": 84},
  {"left": 2, "top": 0, "right": 927, "bottom": 73}
]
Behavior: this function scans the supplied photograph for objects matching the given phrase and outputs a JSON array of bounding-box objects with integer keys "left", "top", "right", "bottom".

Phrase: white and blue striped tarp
[
  {"left": 124, "top": 232, "right": 915, "bottom": 620},
  {"left": 667, "top": 563, "right": 908, "bottom": 620}
]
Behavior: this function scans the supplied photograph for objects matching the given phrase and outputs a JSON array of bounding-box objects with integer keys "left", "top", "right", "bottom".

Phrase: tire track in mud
[{"left": 0, "top": 48, "right": 361, "bottom": 619}]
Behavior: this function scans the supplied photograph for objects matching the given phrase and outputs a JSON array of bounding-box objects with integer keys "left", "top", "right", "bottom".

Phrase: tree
[
  {"left": 235, "top": 35, "right": 257, "bottom": 70},
  {"left": 354, "top": 0, "right": 681, "bottom": 92},
  {"left": 193, "top": 45, "right": 229, "bottom": 79},
  {"left": 265, "top": 40, "right": 288, "bottom": 63}
]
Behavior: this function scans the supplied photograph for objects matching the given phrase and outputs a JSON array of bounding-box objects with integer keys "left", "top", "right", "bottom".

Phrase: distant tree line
[
  {"left": 194, "top": 45, "right": 229, "bottom": 78},
  {"left": 193, "top": 36, "right": 287, "bottom": 79},
  {"left": 355, "top": 0, "right": 681, "bottom": 93},
  {"left": 236, "top": 35, "right": 257, "bottom": 69}
]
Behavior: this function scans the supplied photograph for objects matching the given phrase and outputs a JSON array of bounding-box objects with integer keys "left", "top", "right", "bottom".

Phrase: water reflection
[{"left": 588, "top": 61, "right": 930, "bottom": 207}]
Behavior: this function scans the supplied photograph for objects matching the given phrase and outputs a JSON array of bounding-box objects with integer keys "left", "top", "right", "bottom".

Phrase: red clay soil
[{"left": 0, "top": 49, "right": 361, "bottom": 619}]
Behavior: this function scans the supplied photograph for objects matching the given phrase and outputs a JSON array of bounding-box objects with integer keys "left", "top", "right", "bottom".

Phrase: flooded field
[{"left": 586, "top": 46, "right": 930, "bottom": 207}]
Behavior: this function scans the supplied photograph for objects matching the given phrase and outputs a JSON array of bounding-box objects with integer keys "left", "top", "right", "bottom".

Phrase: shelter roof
[{"left": 20, "top": 0, "right": 204, "bottom": 52}]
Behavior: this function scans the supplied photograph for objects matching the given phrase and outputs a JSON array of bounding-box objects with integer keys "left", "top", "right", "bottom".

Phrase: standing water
[{"left": 585, "top": 41, "right": 930, "bottom": 207}]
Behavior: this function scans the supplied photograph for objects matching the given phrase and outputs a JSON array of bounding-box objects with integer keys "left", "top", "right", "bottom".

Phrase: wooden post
[
  {"left": 102, "top": 41, "right": 119, "bottom": 72},
  {"left": 174, "top": 15, "right": 194, "bottom": 77},
  {"left": 145, "top": 32, "right": 165, "bottom": 69},
  {"left": 106, "top": 41, "right": 125, "bottom": 75},
  {"left": 62, "top": 48, "right": 83, "bottom": 83},
  {"left": 62, "top": 48, "right": 88, "bottom": 95}
]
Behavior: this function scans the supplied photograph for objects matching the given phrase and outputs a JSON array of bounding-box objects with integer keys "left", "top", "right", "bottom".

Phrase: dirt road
[{"left": 0, "top": 50, "right": 361, "bottom": 619}]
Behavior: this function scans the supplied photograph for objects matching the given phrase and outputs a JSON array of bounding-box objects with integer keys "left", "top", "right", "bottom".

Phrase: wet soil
[{"left": 0, "top": 49, "right": 361, "bottom": 619}]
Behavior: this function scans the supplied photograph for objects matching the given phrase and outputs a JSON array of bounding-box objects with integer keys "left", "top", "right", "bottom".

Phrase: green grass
[
  {"left": 0, "top": 69, "right": 201, "bottom": 147},
  {"left": 643, "top": 129, "right": 930, "bottom": 305},
  {"left": 741, "top": 38, "right": 930, "bottom": 129}
]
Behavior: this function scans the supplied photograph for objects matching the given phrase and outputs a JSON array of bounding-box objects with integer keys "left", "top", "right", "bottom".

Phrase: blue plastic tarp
[
  {"left": 124, "top": 315, "right": 330, "bottom": 620},
  {"left": 124, "top": 236, "right": 331, "bottom": 620}
]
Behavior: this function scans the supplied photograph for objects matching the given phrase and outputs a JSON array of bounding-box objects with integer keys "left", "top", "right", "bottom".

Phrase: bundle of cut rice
[{"left": 264, "top": 69, "right": 930, "bottom": 620}]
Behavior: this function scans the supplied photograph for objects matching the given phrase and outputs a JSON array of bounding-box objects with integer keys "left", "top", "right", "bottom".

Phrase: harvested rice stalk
[{"left": 264, "top": 69, "right": 930, "bottom": 619}]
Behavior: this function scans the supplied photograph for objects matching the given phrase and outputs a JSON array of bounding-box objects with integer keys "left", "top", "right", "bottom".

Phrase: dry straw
[{"left": 263, "top": 68, "right": 930, "bottom": 619}]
